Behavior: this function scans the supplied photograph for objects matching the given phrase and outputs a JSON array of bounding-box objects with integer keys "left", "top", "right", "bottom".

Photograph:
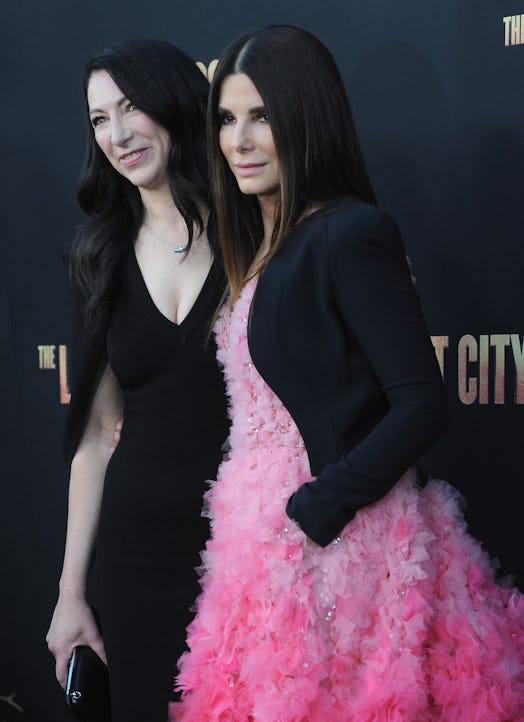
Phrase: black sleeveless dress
[{"left": 94, "top": 251, "right": 229, "bottom": 722}]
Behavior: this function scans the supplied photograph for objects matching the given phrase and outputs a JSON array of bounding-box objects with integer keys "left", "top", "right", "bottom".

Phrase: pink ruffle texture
[{"left": 171, "top": 278, "right": 524, "bottom": 722}]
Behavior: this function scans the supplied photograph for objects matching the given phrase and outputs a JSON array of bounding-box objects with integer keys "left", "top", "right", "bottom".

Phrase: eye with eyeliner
[
  {"left": 218, "top": 109, "right": 270, "bottom": 125},
  {"left": 90, "top": 115, "right": 106, "bottom": 128},
  {"left": 90, "top": 99, "right": 137, "bottom": 129},
  {"left": 253, "top": 110, "right": 270, "bottom": 122},
  {"left": 218, "top": 111, "right": 235, "bottom": 125}
]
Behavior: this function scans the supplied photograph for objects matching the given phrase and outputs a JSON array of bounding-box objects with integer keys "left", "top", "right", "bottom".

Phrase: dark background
[{"left": 1, "top": 1, "right": 522, "bottom": 720}]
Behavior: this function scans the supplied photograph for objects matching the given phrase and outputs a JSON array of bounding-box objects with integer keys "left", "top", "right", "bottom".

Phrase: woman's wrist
[{"left": 58, "top": 577, "right": 87, "bottom": 600}]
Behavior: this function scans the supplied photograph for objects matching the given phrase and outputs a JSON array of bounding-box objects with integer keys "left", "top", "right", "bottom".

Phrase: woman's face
[
  {"left": 218, "top": 73, "right": 280, "bottom": 202},
  {"left": 87, "top": 70, "right": 171, "bottom": 192}
]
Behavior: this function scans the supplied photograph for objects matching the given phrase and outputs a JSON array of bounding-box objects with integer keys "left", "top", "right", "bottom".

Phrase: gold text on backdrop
[
  {"left": 39, "top": 337, "right": 524, "bottom": 407},
  {"left": 431, "top": 334, "right": 524, "bottom": 405},
  {"left": 503, "top": 15, "right": 524, "bottom": 45},
  {"left": 37, "top": 344, "right": 70, "bottom": 404}
]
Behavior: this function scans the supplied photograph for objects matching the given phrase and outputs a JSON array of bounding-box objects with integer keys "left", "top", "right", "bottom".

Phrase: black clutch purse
[{"left": 65, "top": 646, "right": 111, "bottom": 722}]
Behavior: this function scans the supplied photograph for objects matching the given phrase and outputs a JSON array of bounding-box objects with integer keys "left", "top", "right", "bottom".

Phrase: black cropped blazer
[{"left": 248, "top": 202, "right": 449, "bottom": 547}]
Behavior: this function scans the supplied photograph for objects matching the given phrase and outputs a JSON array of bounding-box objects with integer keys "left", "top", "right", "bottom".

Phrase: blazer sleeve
[{"left": 286, "top": 207, "right": 449, "bottom": 546}]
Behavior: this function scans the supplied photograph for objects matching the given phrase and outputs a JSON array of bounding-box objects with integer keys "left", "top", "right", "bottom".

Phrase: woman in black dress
[{"left": 46, "top": 40, "right": 229, "bottom": 722}]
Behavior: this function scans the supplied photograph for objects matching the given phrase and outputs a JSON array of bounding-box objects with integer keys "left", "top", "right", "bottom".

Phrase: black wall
[{"left": 2, "top": 2, "right": 523, "bottom": 720}]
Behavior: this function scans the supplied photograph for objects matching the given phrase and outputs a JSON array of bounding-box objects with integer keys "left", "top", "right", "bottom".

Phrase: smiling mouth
[{"left": 120, "top": 149, "right": 147, "bottom": 165}]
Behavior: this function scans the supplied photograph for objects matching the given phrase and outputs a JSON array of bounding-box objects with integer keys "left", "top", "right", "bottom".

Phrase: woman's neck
[
  {"left": 140, "top": 186, "right": 180, "bottom": 232},
  {"left": 139, "top": 185, "right": 206, "bottom": 246}
]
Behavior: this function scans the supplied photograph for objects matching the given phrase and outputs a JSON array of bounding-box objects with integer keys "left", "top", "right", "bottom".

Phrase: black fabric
[
  {"left": 63, "top": 283, "right": 107, "bottom": 466},
  {"left": 248, "top": 202, "right": 448, "bottom": 547},
  {"left": 65, "top": 252, "right": 229, "bottom": 722}
]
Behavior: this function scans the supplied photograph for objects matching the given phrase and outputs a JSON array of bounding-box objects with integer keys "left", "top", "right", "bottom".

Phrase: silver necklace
[{"left": 143, "top": 221, "right": 188, "bottom": 253}]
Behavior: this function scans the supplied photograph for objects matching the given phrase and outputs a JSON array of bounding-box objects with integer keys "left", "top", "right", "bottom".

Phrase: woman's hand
[
  {"left": 109, "top": 418, "right": 123, "bottom": 454},
  {"left": 46, "top": 595, "right": 106, "bottom": 689}
]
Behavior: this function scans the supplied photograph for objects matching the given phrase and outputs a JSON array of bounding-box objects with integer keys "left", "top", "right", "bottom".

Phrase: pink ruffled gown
[{"left": 171, "top": 277, "right": 524, "bottom": 722}]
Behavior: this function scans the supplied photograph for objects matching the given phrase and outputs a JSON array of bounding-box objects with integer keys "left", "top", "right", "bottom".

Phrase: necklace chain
[{"left": 142, "top": 222, "right": 189, "bottom": 254}]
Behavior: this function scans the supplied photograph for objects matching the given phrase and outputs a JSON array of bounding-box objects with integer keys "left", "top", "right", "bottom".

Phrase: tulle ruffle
[{"left": 170, "top": 278, "right": 524, "bottom": 722}]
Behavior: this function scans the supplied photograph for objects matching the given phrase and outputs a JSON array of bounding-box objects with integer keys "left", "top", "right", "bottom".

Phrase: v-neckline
[{"left": 130, "top": 249, "right": 215, "bottom": 333}]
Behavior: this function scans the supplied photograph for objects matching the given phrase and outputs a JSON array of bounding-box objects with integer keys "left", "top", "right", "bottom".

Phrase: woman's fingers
[{"left": 109, "top": 418, "right": 123, "bottom": 453}]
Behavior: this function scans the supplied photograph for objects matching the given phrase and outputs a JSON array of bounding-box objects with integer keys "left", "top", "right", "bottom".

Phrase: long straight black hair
[
  {"left": 208, "top": 25, "right": 377, "bottom": 303},
  {"left": 70, "top": 39, "right": 213, "bottom": 332}
]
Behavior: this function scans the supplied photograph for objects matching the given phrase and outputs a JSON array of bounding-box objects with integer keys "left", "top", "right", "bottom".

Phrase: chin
[
  {"left": 128, "top": 170, "right": 165, "bottom": 191},
  {"left": 237, "top": 181, "right": 270, "bottom": 196}
]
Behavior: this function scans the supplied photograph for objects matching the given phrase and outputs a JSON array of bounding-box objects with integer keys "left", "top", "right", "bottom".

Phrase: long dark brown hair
[
  {"left": 208, "top": 25, "right": 377, "bottom": 303},
  {"left": 70, "top": 39, "right": 215, "bottom": 332}
]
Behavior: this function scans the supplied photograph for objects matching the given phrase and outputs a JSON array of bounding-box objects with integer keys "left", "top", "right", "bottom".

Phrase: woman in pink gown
[{"left": 172, "top": 25, "right": 524, "bottom": 722}]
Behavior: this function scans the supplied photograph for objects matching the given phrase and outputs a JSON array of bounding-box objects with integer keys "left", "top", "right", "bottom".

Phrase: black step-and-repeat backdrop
[{"left": 2, "top": 2, "right": 522, "bottom": 720}]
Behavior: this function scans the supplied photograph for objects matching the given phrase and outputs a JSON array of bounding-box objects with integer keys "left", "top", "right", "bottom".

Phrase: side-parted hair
[
  {"left": 208, "top": 25, "right": 377, "bottom": 303},
  {"left": 70, "top": 39, "right": 213, "bottom": 332}
]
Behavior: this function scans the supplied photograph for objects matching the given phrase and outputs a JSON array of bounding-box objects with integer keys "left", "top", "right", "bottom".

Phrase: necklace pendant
[{"left": 173, "top": 243, "right": 189, "bottom": 253}]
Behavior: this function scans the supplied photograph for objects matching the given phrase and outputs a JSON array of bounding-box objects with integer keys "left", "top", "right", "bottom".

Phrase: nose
[
  {"left": 230, "top": 120, "right": 253, "bottom": 152},
  {"left": 110, "top": 116, "right": 133, "bottom": 146}
]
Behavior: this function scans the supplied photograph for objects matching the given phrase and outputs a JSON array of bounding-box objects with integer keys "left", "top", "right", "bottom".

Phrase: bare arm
[{"left": 47, "top": 362, "right": 124, "bottom": 687}]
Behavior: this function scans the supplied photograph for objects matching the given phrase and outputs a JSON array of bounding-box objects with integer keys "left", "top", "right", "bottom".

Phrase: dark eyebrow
[
  {"left": 217, "top": 105, "right": 267, "bottom": 115},
  {"left": 89, "top": 96, "right": 129, "bottom": 116}
]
